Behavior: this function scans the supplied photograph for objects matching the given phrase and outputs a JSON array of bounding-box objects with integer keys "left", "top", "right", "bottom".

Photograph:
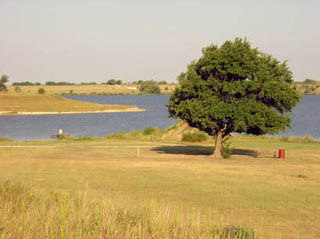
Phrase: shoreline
[{"left": 0, "top": 108, "right": 146, "bottom": 116}]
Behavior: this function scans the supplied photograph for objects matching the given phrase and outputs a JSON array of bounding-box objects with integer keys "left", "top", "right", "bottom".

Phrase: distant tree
[
  {"left": 167, "top": 38, "right": 301, "bottom": 158},
  {"left": 116, "top": 80, "right": 122, "bottom": 85},
  {"left": 0, "top": 75, "right": 9, "bottom": 92},
  {"left": 157, "top": 80, "right": 167, "bottom": 85},
  {"left": 38, "top": 88, "right": 46, "bottom": 94},
  {"left": 139, "top": 80, "right": 161, "bottom": 94},
  {"left": 106, "top": 79, "right": 117, "bottom": 85}
]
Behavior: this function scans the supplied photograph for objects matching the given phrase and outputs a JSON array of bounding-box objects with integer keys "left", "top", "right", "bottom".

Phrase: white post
[{"left": 58, "top": 129, "right": 63, "bottom": 136}]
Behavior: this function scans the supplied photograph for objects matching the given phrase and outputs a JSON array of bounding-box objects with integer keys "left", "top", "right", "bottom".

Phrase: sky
[{"left": 0, "top": 0, "right": 319, "bottom": 84}]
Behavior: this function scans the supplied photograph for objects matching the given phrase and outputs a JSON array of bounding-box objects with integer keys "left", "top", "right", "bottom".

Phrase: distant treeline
[
  {"left": 12, "top": 81, "right": 41, "bottom": 86},
  {"left": 302, "top": 78, "right": 320, "bottom": 84},
  {"left": 12, "top": 80, "right": 173, "bottom": 86},
  {"left": 132, "top": 80, "right": 168, "bottom": 85},
  {"left": 12, "top": 81, "right": 97, "bottom": 86},
  {"left": 45, "top": 81, "right": 75, "bottom": 85}
]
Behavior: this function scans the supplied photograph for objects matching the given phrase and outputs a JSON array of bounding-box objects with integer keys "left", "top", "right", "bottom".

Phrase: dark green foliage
[
  {"left": 182, "top": 132, "right": 208, "bottom": 142},
  {"left": 139, "top": 80, "right": 161, "bottom": 94},
  {"left": 168, "top": 38, "right": 301, "bottom": 157},
  {"left": 221, "top": 142, "right": 232, "bottom": 158},
  {"left": 106, "top": 79, "right": 122, "bottom": 85},
  {"left": 0, "top": 75, "right": 8, "bottom": 92},
  {"left": 38, "top": 88, "right": 46, "bottom": 94},
  {"left": 132, "top": 80, "right": 166, "bottom": 86},
  {"left": 45, "top": 81, "right": 75, "bottom": 86},
  {"left": 80, "top": 82, "right": 97, "bottom": 85},
  {"left": 12, "top": 81, "right": 41, "bottom": 86}
]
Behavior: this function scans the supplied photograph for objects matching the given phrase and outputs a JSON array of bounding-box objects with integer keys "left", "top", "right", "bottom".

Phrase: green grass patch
[
  {"left": 182, "top": 132, "right": 208, "bottom": 142},
  {"left": 105, "top": 127, "right": 166, "bottom": 141}
]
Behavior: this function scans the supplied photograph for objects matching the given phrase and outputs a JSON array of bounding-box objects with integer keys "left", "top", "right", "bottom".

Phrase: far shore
[{"left": 0, "top": 108, "right": 146, "bottom": 116}]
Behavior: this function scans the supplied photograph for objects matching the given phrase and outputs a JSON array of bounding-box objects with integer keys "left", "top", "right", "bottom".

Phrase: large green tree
[
  {"left": 0, "top": 75, "right": 9, "bottom": 92},
  {"left": 167, "top": 38, "right": 301, "bottom": 158}
]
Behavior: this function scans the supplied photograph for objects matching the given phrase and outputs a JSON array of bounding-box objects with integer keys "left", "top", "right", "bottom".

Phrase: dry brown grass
[
  {"left": 0, "top": 94, "right": 141, "bottom": 114},
  {"left": 0, "top": 137, "right": 319, "bottom": 238},
  {"left": 6, "top": 83, "right": 178, "bottom": 95}
]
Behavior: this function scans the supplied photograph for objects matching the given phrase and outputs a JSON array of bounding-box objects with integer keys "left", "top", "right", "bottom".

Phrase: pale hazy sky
[{"left": 1, "top": 0, "right": 319, "bottom": 83}]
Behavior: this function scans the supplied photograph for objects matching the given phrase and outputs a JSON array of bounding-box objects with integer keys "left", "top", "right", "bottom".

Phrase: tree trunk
[{"left": 212, "top": 130, "right": 223, "bottom": 158}]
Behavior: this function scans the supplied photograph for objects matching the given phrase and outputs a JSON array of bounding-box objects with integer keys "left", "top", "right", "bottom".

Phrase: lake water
[{"left": 0, "top": 94, "right": 319, "bottom": 141}]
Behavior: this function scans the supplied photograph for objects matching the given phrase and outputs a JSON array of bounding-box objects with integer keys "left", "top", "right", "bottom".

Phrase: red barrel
[{"left": 278, "top": 149, "right": 285, "bottom": 159}]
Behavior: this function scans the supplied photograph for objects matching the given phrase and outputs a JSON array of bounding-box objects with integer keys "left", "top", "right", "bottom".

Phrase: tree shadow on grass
[
  {"left": 152, "top": 145, "right": 259, "bottom": 158},
  {"left": 152, "top": 145, "right": 213, "bottom": 156}
]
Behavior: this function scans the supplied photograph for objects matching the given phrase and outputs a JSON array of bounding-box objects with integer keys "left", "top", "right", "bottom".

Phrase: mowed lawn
[{"left": 0, "top": 138, "right": 319, "bottom": 238}]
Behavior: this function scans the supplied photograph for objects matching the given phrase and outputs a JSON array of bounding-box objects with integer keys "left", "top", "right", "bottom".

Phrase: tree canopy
[
  {"left": 0, "top": 75, "right": 9, "bottom": 92},
  {"left": 139, "top": 80, "right": 161, "bottom": 94},
  {"left": 167, "top": 38, "right": 301, "bottom": 158},
  {"left": 106, "top": 79, "right": 122, "bottom": 85}
]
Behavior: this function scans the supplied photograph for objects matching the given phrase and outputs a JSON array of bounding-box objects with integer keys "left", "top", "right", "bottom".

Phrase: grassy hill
[{"left": 0, "top": 94, "right": 143, "bottom": 114}]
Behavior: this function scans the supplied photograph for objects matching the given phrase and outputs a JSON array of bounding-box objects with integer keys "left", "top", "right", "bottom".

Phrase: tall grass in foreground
[{"left": 0, "top": 181, "right": 257, "bottom": 239}]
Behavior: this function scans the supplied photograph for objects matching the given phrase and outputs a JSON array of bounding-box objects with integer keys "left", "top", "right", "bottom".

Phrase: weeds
[
  {"left": 58, "top": 135, "right": 100, "bottom": 141},
  {"left": 0, "top": 180, "right": 258, "bottom": 239},
  {"left": 105, "top": 127, "right": 166, "bottom": 141}
]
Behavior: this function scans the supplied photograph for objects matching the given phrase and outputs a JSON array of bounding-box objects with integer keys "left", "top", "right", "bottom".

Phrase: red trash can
[{"left": 278, "top": 149, "right": 285, "bottom": 159}]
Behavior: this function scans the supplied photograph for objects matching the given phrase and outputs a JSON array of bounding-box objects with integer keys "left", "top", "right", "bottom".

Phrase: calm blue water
[
  {"left": 0, "top": 95, "right": 176, "bottom": 141},
  {"left": 0, "top": 94, "right": 319, "bottom": 141}
]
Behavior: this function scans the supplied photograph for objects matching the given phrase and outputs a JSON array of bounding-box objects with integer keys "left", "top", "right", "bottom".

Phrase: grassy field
[
  {"left": 6, "top": 84, "right": 177, "bottom": 95},
  {"left": 7, "top": 83, "right": 320, "bottom": 95},
  {"left": 0, "top": 94, "right": 142, "bottom": 114},
  {"left": 0, "top": 134, "right": 319, "bottom": 238}
]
